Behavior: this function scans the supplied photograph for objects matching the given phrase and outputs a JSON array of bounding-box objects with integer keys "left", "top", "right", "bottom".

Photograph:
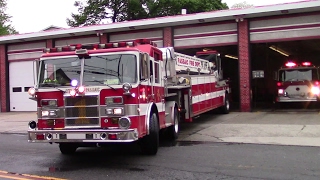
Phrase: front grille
[
  {"left": 65, "top": 106, "right": 98, "bottom": 117},
  {"left": 64, "top": 96, "right": 99, "bottom": 127},
  {"left": 65, "top": 96, "right": 98, "bottom": 106},
  {"left": 66, "top": 118, "right": 99, "bottom": 126}
]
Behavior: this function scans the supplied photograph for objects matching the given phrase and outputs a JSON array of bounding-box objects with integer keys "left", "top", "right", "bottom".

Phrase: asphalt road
[{"left": 0, "top": 134, "right": 320, "bottom": 180}]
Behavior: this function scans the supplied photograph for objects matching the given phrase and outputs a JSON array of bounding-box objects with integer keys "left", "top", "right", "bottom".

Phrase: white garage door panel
[
  {"left": 251, "top": 27, "right": 320, "bottom": 42},
  {"left": 9, "top": 61, "right": 37, "bottom": 111},
  {"left": 174, "top": 34, "right": 237, "bottom": 47},
  {"left": 110, "top": 30, "right": 162, "bottom": 42}
]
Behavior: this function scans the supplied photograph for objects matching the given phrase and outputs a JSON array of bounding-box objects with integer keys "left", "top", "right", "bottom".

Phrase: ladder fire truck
[
  {"left": 275, "top": 61, "right": 320, "bottom": 103},
  {"left": 27, "top": 39, "right": 230, "bottom": 155}
]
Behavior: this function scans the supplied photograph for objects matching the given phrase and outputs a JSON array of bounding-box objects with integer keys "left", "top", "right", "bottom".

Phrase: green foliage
[
  {"left": 231, "top": 1, "right": 254, "bottom": 9},
  {"left": 0, "top": 0, "right": 17, "bottom": 35},
  {"left": 67, "top": 0, "right": 229, "bottom": 27}
]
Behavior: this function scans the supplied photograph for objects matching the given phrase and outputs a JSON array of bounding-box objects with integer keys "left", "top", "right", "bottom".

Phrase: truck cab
[{"left": 275, "top": 61, "right": 320, "bottom": 103}]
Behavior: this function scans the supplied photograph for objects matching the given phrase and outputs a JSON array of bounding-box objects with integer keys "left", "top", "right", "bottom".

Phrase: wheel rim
[
  {"left": 174, "top": 114, "right": 179, "bottom": 133},
  {"left": 226, "top": 98, "right": 230, "bottom": 110}
]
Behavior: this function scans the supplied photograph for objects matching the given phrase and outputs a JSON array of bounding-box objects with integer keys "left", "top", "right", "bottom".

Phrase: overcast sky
[{"left": 6, "top": 0, "right": 304, "bottom": 34}]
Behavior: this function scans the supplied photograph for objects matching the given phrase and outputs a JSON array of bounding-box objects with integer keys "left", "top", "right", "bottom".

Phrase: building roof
[
  {"left": 40, "top": 25, "right": 65, "bottom": 32},
  {"left": 0, "top": 0, "right": 319, "bottom": 44}
]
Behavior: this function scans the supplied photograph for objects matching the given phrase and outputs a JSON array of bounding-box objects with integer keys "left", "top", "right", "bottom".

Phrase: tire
[
  {"left": 220, "top": 93, "right": 230, "bottom": 114},
  {"left": 59, "top": 143, "right": 78, "bottom": 155},
  {"left": 167, "top": 108, "right": 179, "bottom": 140},
  {"left": 140, "top": 113, "right": 159, "bottom": 155}
]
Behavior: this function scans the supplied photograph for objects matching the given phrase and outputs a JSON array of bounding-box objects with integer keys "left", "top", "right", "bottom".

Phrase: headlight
[
  {"left": 278, "top": 89, "right": 284, "bottom": 94},
  {"left": 42, "top": 111, "right": 49, "bottom": 117},
  {"left": 106, "top": 108, "right": 113, "bottom": 115},
  {"left": 113, "top": 108, "right": 123, "bottom": 115},
  {"left": 118, "top": 117, "right": 131, "bottom": 129},
  {"left": 311, "top": 86, "right": 320, "bottom": 94},
  {"left": 105, "top": 108, "right": 123, "bottom": 115},
  {"left": 41, "top": 110, "right": 59, "bottom": 117}
]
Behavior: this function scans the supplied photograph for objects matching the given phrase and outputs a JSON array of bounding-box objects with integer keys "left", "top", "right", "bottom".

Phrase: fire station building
[{"left": 0, "top": 0, "right": 320, "bottom": 112}]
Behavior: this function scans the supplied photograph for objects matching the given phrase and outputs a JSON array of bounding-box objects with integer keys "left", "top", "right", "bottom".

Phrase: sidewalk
[
  {"left": 0, "top": 112, "right": 37, "bottom": 134},
  {"left": 1, "top": 111, "right": 320, "bottom": 147}
]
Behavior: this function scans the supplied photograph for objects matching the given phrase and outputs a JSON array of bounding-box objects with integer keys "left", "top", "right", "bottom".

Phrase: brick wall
[
  {"left": 0, "top": 45, "right": 8, "bottom": 112},
  {"left": 163, "top": 27, "right": 173, "bottom": 47},
  {"left": 99, "top": 33, "right": 108, "bottom": 44},
  {"left": 238, "top": 19, "right": 251, "bottom": 112},
  {"left": 46, "top": 39, "right": 53, "bottom": 48}
]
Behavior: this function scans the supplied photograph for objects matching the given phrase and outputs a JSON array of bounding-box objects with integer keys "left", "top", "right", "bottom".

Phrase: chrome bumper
[
  {"left": 277, "top": 96, "right": 318, "bottom": 102},
  {"left": 28, "top": 128, "right": 139, "bottom": 143}
]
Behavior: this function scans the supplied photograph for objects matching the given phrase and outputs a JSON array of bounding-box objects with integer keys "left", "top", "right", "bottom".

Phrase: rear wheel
[
  {"left": 167, "top": 108, "right": 179, "bottom": 140},
  {"left": 59, "top": 143, "right": 78, "bottom": 155},
  {"left": 220, "top": 93, "right": 230, "bottom": 114},
  {"left": 140, "top": 113, "right": 159, "bottom": 155}
]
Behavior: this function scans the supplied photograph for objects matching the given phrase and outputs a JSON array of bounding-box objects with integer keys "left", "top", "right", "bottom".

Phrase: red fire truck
[
  {"left": 27, "top": 39, "right": 230, "bottom": 155},
  {"left": 275, "top": 61, "right": 320, "bottom": 103}
]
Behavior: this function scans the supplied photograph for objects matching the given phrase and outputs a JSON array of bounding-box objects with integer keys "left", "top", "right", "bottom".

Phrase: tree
[
  {"left": 67, "top": 0, "right": 229, "bottom": 27},
  {"left": 0, "top": 0, "right": 17, "bottom": 35},
  {"left": 231, "top": 1, "right": 254, "bottom": 9}
]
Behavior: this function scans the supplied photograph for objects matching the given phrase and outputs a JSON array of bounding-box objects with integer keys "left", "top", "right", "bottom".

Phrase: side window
[
  {"left": 140, "top": 53, "right": 148, "bottom": 80},
  {"left": 153, "top": 51, "right": 160, "bottom": 83},
  {"left": 150, "top": 60, "right": 154, "bottom": 81},
  {"left": 155, "top": 62, "right": 159, "bottom": 83}
]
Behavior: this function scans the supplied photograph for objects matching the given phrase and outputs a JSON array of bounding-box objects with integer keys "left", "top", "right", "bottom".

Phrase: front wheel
[
  {"left": 220, "top": 93, "right": 230, "bottom": 114},
  {"left": 140, "top": 113, "right": 159, "bottom": 155},
  {"left": 59, "top": 143, "right": 78, "bottom": 155}
]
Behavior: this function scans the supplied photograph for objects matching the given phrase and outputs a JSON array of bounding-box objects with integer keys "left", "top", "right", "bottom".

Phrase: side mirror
[{"left": 33, "top": 59, "right": 39, "bottom": 86}]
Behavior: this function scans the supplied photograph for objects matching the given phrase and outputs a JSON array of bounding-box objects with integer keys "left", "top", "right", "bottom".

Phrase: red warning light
[
  {"left": 302, "top": 62, "right": 311, "bottom": 66},
  {"left": 285, "top": 62, "right": 296, "bottom": 67},
  {"left": 277, "top": 82, "right": 282, "bottom": 87}
]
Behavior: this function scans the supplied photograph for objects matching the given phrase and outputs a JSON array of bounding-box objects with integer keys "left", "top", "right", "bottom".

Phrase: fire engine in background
[
  {"left": 275, "top": 61, "right": 320, "bottom": 103},
  {"left": 27, "top": 39, "right": 230, "bottom": 155}
]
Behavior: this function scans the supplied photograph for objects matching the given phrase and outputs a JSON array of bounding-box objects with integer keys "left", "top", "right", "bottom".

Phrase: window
[
  {"left": 12, "top": 87, "right": 22, "bottom": 92},
  {"left": 38, "top": 54, "right": 137, "bottom": 87},
  {"left": 279, "top": 69, "right": 319, "bottom": 82},
  {"left": 24, "top": 87, "right": 31, "bottom": 92},
  {"left": 155, "top": 62, "right": 159, "bottom": 83},
  {"left": 140, "top": 53, "right": 148, "bottom": 80}
]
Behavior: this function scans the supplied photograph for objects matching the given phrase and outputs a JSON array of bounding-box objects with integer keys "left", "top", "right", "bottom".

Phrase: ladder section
[{"left": 175, "top": 52, "right": 212, "bottom": 74}]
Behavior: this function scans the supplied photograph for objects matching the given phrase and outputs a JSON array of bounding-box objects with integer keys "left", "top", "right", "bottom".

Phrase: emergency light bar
[
  {"left": 43, "top": 39, "right": 157, "bottom": 53},
  {"left": 285, "top": 62, "right": 296, "bottom": 67},
  {"left": 301, "top": 62, "right": 311, "bottom": 66}
]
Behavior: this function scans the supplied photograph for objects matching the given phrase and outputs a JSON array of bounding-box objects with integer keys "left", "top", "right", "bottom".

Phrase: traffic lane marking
[{"left": 0, "top": 170, "right": 67, "bottom": 180}]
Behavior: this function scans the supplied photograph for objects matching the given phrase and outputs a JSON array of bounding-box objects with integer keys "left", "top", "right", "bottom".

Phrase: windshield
[
  {"left": 279, "top": 68, "right": 319, "bottom": 82},
  {"left": 38, "top": 54, "right": 137, "bottom": 87}
]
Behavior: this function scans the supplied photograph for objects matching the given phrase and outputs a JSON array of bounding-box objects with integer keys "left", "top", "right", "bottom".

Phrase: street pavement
[{"left": 1, "top": 110, "right": 320, "bottom": 147}]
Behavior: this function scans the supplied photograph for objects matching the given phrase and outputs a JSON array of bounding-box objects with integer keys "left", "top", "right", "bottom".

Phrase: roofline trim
[{"left": 0, "top": 0, "right": 319, "bottom": 43}]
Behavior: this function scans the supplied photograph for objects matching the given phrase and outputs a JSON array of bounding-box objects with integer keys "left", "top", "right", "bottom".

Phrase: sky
[{"left": 6, "top": 0, "right": 305, "bottom": 34}]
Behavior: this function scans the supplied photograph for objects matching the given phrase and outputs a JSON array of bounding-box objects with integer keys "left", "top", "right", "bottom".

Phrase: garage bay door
[{"left": 9, "top": 61, "right": 37, "bottom": 111}]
